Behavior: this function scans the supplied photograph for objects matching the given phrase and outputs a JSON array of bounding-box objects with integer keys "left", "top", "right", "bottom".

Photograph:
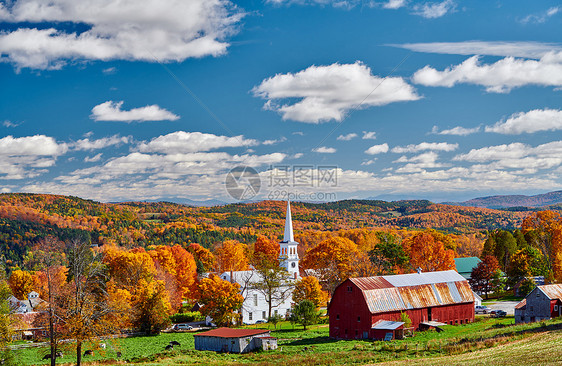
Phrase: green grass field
[{"left": 11, "top": 317, "right": 562, "bottom": 365}]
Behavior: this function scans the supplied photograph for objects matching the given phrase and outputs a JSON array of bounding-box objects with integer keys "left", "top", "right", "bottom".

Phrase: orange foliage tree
[
  {"left": 213, "top": 240, "right": 249, "bottom": 273},
  {"left": 403, "top": 231, "right": 455, "bottom": 272},
  {"left": 8, "top": 269, "right": 34, "bottom": 299},
  {"left": 301, "top": 237, "right": 358, "bottom": 294},
  {"left": 187, "top": 243, "right": 215, "bottom": 273},
  {"left": 253, "top": 236, "right": 279, "bottom": 267},
  {"left": 196, "top": 274, "right": 244, "bottom": 327},
  {"left": 292, "top": 276, "right": 329, "bottom": 308}
]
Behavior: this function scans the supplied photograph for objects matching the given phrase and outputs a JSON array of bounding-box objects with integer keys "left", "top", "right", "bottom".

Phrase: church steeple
[
  {"left": 283, "top": 201, "right": 294, "bottom": 243},
  {"left": 279, "top": 200, "right": 299, "bottom": 279}
]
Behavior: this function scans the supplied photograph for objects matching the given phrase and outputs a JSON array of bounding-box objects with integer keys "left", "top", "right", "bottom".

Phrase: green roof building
[{"left": 454, "top": 257, "right": 481, "bottom": 280}]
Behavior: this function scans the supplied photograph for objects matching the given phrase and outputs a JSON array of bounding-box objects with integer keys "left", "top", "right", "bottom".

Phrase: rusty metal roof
[
  {"left": 348, "top": 270, "right": 474, "bottom": 314},
  {"left": 538, "top": 284, "right": 562, "bottom": 300},
  {"left": 194, "top": 328, "right": 270, "bottom": 338},
  {"left": 515, "top": 298, "right": 526, "bottom": 310}
]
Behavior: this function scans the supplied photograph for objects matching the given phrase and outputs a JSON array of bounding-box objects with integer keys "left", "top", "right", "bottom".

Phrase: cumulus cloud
[
  {"left": 485, "top": 109, "right": 562, "bottom": 134},
  {"left": 391, "top": 41, "right": 562, "bottom": 59},
  {"left": 0, "top": 135, "right": 68, "bottom": 179},
  {"left": 3, "top": 120, "right": 21, "bottom": 128},
  {"left": 252, "top": 61, "right": 420, "bottom": 123},
  {"left": 431, "top": 125, "right": 480, "bottom": 136},
  {"left": 395, "top": 151, "right": 445, "bottom": 172},
  {"left": 412, "top": 0, "right": 455, "bottom": 18},
  {"left": 337, "top": 133, "right": 358, "bottom": 141},
  {"left": 72, "top": 135, "right": 130, "bottom": 150},
  {"left": 0, "top": 0, "right": 243, "bottom": 70},
  {"left": 91, "top": 101, "right": 179, "bottom": 122},
  {"left": 454, "top": 141, "right": 562, "bottom": 173},
  {"left": 412, "top": 54, "right": 562, "bottom": 93},
  {"left": 391, "top": 142, "right": 458, "bottom": 153},
  {"left": 138, "top": 131, "right": 258, "bottom": 154},
  {"left": 365, "top": 143, "right": 389, "bottom": 155},
  {"left": 84, "top": 153, "right": 103, "bottom": 162},
  {"left": 263, "top": 137, "right": 287, "bottom": 145},
  {"left": 362, "top": 131, "right": 377, "bottom": 140},
  {"left": 312, "top": 146, "right": 336, "bottom": 153}
]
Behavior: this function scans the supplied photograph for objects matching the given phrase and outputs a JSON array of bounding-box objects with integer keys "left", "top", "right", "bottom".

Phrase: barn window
[
  {"left": 336, "top": 314, "right": 340, "bottom": 320},
  {"left": 357, "top": 316, "right": 361, "bottom": 322},
  {"left": 537, "top": 291, "right": 540, "bottom": 297},
  {"left": 555, "top": 305, "right": 559, "bottom": 311},
  {"left": 347, "top": 286, "right": 353, "bottom": 292},
  {"left": 530, "top": 306, "right": 534, "bottom": 312}
]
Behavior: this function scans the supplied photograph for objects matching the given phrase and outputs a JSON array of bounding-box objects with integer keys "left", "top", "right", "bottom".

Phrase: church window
[
  {"left": 249, "top": 312, "right": 253, "bottom": 321},
  {"left": 254, "top": 294, "right": 258, "bottom": 306}
]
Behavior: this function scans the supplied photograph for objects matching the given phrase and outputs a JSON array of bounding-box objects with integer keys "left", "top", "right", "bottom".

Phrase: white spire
[{"left": 283, "top": 201, "right": 294, "bottom": 242}]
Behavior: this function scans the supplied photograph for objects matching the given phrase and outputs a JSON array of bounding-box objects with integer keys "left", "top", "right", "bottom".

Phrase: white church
[{"left": 221, "top": 201, "right": 300, "bottom": 324}]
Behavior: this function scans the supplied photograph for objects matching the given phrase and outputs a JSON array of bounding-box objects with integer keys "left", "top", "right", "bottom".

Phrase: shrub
[{"left": 170, "top": 311, "right": 204, "bottom": 323}]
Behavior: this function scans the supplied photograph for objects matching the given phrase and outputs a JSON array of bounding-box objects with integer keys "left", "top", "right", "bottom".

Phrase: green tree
[
  {"left": 400, "top": 312, "right": 412, "bottom": 329},
  {"left": 368, "top": 233, "right": 409, "bottom": 275},
  {"left": 252, "top": 260, "right": 294, "bottom": 320},
  {"left": 493, "top": 230, "right": 517, "bottom": 270},
  {"left": 289, "top": 300, "right": 319, "bottom": 330}
]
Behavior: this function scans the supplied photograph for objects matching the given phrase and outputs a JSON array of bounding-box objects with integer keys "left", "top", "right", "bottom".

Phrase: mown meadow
[{"left": 12, "top": 316, "right": 562, "bottom": 365}]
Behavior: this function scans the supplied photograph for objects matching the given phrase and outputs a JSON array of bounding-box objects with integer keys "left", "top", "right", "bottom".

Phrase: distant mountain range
[{"left": 444, "top": 191, "right": 562, "bottom": 209}]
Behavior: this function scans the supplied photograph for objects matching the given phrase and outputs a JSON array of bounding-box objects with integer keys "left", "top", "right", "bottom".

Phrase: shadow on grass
[{"left": 284, "top": 336, "right": 340, "bottom": 347}]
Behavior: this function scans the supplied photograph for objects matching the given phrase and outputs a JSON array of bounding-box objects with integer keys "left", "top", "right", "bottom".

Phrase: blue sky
[{"left": 1, "top": 0, "right": 562, "bottom": 203}]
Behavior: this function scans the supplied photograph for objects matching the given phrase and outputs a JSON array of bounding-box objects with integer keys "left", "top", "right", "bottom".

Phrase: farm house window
[{"left": 262, "top": 311, "right": 266, "bottom": 319}]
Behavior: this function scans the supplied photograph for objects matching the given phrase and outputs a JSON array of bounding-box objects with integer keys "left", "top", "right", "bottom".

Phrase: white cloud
[
  {"left": 102, "top": 67, "right": 116, "bottom": 74},
  {"left": 431, "top": 125, "right": 480, "bottom": 136},
  {"left": 391, "top": 41, "right": 562, "bottom": 59},
  {"left": 0, "top": 135, "right": 68, "bottom": 179},
  {"left": 362, "top": 131, "right": 377, "bottom": 140},
  {"left": 2, "top": 120, "right": 20, "bottom": 128},
  {"left": 412, "top": 0, "right": 455, "bottom": 18},
  {"left": 520, "top": 7, "right": 560, "bottom": 24},
  {"left": 395, "top": 151, "right": 445, "bottom": 172},
  {"left": 391, "top": 142, "right": 458, "bottom": 153},
  {"left": 383, "top": 0, "right": 407, "bottom": 9},
  {"left": 266, "top": 0, "right": 358, "bottom": 7},
  {"left": 263, "top": 137, "right": 287, "bottom": 145},
  {"left": 0, "top": 135, "right": 67, "bottom": 156},
  {"left": 312, "top": 146, "right": 336, "bottom": 153},
  {"left": 337, "top": 133, "right": 358, "bottom": 141},
  {"left": 0, "top": 0, "right": 243, "bottom": 70},
  {"left": 138, "top": 131, "right": 258, "bottom": 154},
  {"left": 361, "top": 159, "right": 377, "bottom": 166},
  {"left": 292, "top": 131, "right": 305, "bottom": 136},
  {"left": 91, "top": 101, "right": 179, "bottom": 122},
  {"left": 84, "top": 153, "right": 103, "bottom": 162},
  {"left": 485, "top": 109, "right": 562, "bottom": 134},
  {"left": 365, "top": 143, "right": 389, "bottom": 155},
  {"left": 72, "top": 135, "right": 130, "bottom": 150},
  {"left": 412, "top": 54, "right": 562, "bottom": 93},
  {"left": 252, "top": 61, "right": 420, "bottom": 123}
]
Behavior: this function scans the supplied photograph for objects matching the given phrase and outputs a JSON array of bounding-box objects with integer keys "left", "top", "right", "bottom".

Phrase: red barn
[{"left": 328, "top": 270, "right": 474, "bottom": 340}]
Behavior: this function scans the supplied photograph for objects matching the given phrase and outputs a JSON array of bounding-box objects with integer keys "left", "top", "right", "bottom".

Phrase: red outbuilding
[{"left": 328, "top": 270, "right": 475, "bottom": 340}]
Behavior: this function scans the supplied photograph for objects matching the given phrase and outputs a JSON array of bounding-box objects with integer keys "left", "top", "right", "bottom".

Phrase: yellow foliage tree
[
  {"left": 292, "top": 276, "right": 329, "bottom": 308},
  {"left": 8, "top": 269, "right": 34, "bottom": 299}
]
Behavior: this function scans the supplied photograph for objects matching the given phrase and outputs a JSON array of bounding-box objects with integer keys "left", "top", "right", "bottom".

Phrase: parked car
[
  {"left": 490, "top": 310, "right": 507, "bottom": 318},
  {"left": 255, "top": 319, "right": 267, "bottom": 324},
  {"left": 172, "top": 323, "right": 193, "bottom": 331},
  {"left": 475, "top": 305, "right": 491, "bottom": 314}
]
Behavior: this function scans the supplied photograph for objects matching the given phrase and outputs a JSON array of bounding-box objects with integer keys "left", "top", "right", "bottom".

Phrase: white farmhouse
[{"left": 221, "top": 201, "right": 299, "bottom": 324}]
